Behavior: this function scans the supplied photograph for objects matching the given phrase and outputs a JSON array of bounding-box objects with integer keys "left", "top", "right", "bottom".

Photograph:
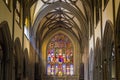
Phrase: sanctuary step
[{"left": 42, "top": 75, "right": 79, "bottom": 80}]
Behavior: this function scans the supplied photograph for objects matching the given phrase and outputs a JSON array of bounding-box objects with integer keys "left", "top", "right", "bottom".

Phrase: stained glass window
[{"left": 47, "top": 33, "right": 74, "bottom": 76}]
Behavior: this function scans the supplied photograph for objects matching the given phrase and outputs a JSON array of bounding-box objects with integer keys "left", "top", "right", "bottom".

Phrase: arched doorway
[
  {"left": 0, "top": 21, "right": 12, "bottom": 80},
  {"left": 102, "top": 20, "right": 115, "bottom": 80},
  {"left": 14, "top": 37, "right": 23, "bottom": 80}
]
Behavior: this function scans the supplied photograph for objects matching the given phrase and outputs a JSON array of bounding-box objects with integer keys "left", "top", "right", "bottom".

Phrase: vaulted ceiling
[{"left": 30, "top": 0, "right": 93, "bottom": 49}]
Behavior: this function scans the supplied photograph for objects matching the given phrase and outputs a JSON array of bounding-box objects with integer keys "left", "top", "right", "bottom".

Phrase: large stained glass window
[{"left": 47, "top": 33, "right": 74, "bottom": 76}]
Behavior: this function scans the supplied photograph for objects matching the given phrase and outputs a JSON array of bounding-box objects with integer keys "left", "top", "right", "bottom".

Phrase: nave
[{"left": 0, "top": 0, "right": 120, "bottom": 80}]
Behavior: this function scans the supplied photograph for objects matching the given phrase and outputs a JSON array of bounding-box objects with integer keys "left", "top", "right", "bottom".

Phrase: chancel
[{"left": 0, "top": 0, "right": 120, "bottom": 80}]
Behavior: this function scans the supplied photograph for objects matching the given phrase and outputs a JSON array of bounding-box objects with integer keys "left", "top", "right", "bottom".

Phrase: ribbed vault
[{"left": 30, "top": 0, "right": 93, "bottom": 52}]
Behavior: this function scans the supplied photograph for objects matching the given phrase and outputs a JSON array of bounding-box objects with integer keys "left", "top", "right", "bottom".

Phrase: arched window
[{"left": 47, "top": 33, "right": 74, "bottom": 76}]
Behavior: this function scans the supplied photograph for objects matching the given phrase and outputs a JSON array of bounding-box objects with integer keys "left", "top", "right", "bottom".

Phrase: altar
[{"left": 43, "top": 75, "right": 79, "bottom": 80}]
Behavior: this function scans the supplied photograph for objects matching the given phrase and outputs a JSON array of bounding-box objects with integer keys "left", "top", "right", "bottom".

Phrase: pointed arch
[
  {"left": 103, "top": 20, "right": 114, "bottom": 60},
  {"left": 102, "top": 20, "right": 114, "bottom": 80},
  {"left": 41, "top": 28, "right": 81, "bottom": 79},
  {"left": 0, "top": 21, "right": 12, "bottom": 80},
  {"left": 115, "top": 3, "right": 120, "bottom": 80},
  {"left": 46, "top": 33, "right": 74, "bottom": 76},
  {"left": 14, "top": 37, "right": 23, "bottom": 80},
  {"left": 32, "top": 1, "right": 88, "bottom": 41}
]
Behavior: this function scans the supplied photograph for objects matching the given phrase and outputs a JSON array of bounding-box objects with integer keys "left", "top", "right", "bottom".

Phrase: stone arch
[
  {"left": 94, "top": 37, "right": 102, "bottom": 80},
  {"left": 102, "top": 20, "right": 114, "bottom": 80},
  {"left": 14, "top": 37, "right": 23, "bottom": 80},
  {"left": 32, "top": 1, "right": 88, "bottom": 43},
  {"left": 103, "top": 20, "right": 114, "bottom": 57},
  {"left": 0, "top": 21, "right": 12, "bottom": 80},
  {"left": 41, "top": 28, "right": 81, "bottom": 76},
  {"left": 115, "top": 3, "right": 120, "bottom": 80},
  {"left": 33, "top": 1, "right": 87, "bottom": 36}
]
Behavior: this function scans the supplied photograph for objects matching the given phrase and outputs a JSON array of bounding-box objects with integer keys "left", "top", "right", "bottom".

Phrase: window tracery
[{"left": 47, "top": 33, "right": 74, "bottom": 76}]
